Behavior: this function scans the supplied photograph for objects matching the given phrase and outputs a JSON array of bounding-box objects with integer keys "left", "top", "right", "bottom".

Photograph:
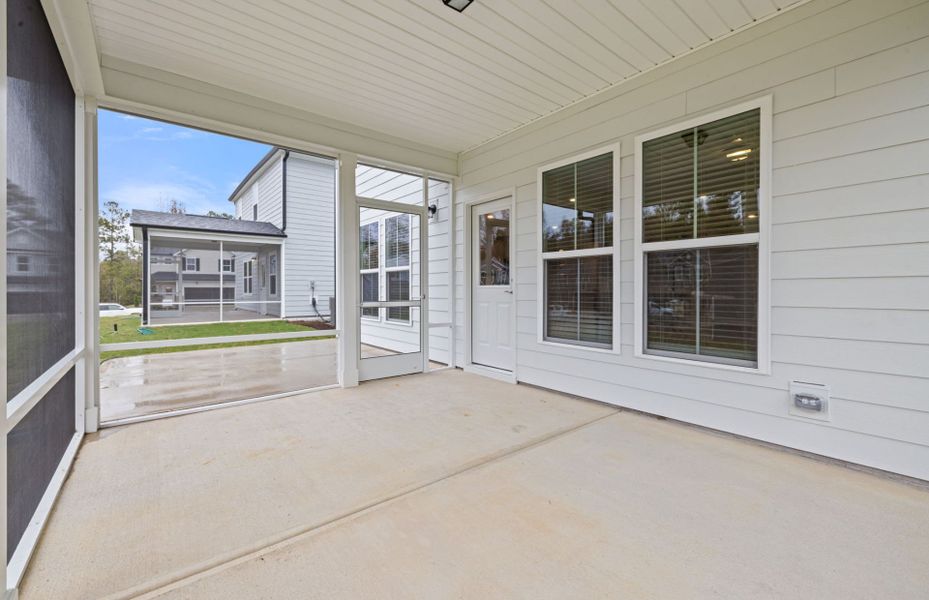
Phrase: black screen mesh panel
[
  {"left": 6, "top": 0, "right": 77, "bottom": 559},
  {"left": 7, "top": 369, "right": 76, "bottom": 557},
  {"left": 7, "top": 0, "right": 76, "bottom": 400}
]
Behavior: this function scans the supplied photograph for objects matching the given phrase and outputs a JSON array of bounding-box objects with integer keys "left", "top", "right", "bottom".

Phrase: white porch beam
[
  {"left": 39, "top": 0, "right": 105, "bottom": 97},
  {"left": 99, "top": 58, "right": 458, "bottom": 177}
]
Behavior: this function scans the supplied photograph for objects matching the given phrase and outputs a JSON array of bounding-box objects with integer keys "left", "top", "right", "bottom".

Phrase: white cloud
[
  {"left": 102, "top": 164, "right": 232, "bottom": 215},
  {"left": 103, "top": 126, "right": 200, "bottom": 143}
]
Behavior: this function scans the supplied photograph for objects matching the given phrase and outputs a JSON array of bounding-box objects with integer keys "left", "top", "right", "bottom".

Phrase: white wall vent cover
[{"left": 788, "top": 381, "right": 831, "bottom": 422}]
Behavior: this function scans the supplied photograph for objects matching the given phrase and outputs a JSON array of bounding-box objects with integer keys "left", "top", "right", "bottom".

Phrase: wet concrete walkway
[{"left": 100, "top": 339, "right": 339, "bottom": 421}]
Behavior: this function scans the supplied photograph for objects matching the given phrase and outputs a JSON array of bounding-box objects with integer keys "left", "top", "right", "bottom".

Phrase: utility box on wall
[{"left": 788, "top": 381, "right": 831, "bottom": 422}]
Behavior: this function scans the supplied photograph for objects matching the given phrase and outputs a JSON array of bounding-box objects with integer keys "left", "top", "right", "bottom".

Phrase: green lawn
[{"left": 99, "top": 316, "right": 332, "bottom": 363}]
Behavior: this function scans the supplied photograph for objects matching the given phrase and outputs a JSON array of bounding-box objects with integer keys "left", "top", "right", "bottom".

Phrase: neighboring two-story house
[{"left": 130, "top": 149, "right": 451, "bottom": 363}]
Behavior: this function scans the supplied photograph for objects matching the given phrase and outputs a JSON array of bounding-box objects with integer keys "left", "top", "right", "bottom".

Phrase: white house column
[{"left": 336, "top": 152, "right": 359, "bottom": 387}]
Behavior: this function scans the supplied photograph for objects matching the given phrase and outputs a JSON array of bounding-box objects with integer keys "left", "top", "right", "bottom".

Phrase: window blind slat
[{"left": 387, "top": 270, "right": 410, "bottom": 322}]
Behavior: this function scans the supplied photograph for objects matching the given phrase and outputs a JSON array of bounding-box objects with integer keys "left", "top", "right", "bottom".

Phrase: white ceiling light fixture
[{"left": 443, "top": 0, "right": 474, "bottom": 13}]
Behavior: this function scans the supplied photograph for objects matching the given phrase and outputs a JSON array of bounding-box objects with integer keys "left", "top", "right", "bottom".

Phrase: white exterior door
[{"left": 471, "top": 198, "right": 514, "bottom": 371}]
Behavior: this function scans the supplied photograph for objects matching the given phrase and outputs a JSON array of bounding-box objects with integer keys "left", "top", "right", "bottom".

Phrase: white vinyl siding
[
  {"left": 283, "top": 154, "right": 336, "bottom": 319},
  {"left": 454, "top": 0, "right": 929, "bottom": 481}
]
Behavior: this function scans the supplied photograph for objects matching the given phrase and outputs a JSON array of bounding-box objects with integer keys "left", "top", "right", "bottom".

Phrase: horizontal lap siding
[
  {"left": 455, "top": 0, "right": 929, "bottom": 479},
  {"left": 284, "top": 155, "right": 336, "bottom": 318}
]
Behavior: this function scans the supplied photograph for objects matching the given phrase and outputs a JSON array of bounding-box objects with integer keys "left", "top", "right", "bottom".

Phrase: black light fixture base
[{"left": 443, "top": 0, "right": 474, "bottom": 13}]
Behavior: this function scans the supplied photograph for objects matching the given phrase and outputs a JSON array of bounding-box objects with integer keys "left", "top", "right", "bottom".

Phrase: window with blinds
[
  {"left": 360, "top": 222, "right": 379, "bottom": 318},
  {"left": 385, "top": 215, "right": 410, "bottom": 268},
  {"left": 385, "top": 214, "right": 411, "bottom": 323},
  {"left": 540, "top": 149, "right": 616, "bottom": 348},
  {"left": 639, "top": 106, "right": 763, "bottom": 367}
]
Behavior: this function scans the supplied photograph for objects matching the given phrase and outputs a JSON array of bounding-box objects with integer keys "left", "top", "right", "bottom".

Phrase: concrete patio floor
[{"left": 22, "top": 370, "right": 929, "bottom": 599}]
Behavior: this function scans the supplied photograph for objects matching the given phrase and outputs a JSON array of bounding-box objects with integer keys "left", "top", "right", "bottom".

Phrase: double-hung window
[
  {"left": 384, "top": 214, "right": 411, "bottom": 323},
  {"left": 184, "top": 257, "right": 199, "bottom": 272},
  {"left": 269, "top": 254, "right": 278, "bottom": 296},
  {"left": 243, "top": 260, "right": 253, "bottom": 295},
  {"left": 359, "top": 222, "right": 379, "bottom": 319},
  {"left": 635, "top": 100, "right": 769, "bottom": 370},
  {"left": 539, "top": 147, "right": 619, "bottom": 349}
]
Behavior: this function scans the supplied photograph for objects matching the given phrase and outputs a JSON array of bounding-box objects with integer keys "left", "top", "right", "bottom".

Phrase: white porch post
[
  {"left": 82, "top": 97, "right": 99, "bottom": 433},
  {"left": 336, "top": 152, "right": 359, "bottom": 387},
  {"left": 218, "top": 240, "right": 224, "bottom": 322},
  {"left": 0, "top": 0, "right": 9, "bottom": 592}
]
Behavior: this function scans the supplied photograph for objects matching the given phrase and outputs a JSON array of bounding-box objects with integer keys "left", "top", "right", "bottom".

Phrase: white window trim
[
  {"left": 221, "top": 258, "right": 234, "bottom": 273},
  {"left": 183, "top": 257, "right": 198, "bottom": 272},
  {"left": 536, "top": 143, "right": 621, "bottom": 354},
  {"left": 633, "top": 96, "right": 772, "bottom": 374}
]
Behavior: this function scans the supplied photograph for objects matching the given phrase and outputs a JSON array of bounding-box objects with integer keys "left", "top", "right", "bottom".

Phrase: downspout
[
  {"left": 141, "top": 226, "right": 149, "bottom": 325},
  {"left": 281, "top": 150, "right": 289, "bottom": 231}
]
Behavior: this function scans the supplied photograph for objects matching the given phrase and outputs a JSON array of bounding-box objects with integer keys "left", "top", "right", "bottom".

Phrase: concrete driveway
[{"left": 23, "top": 370, "right": 929, "bottom": 599}]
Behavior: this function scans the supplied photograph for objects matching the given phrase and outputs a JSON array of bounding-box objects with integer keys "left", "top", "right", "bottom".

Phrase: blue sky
[{"left": 98, "top": 109, "right": 271, "bottom": 216}]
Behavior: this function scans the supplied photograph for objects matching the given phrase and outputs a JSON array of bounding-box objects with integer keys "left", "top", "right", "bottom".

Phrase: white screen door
[
  {"left": 471, "top": 198, "right": 514, "bottom": 371},
  {"left": 358, "top": 200, "right": 426, "bottom": 381}
]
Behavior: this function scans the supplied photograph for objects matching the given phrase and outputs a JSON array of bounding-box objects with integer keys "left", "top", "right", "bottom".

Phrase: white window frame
[
  {"left": 633, "top": 96, "right": 772, "bottom": 374},
  {"left": 183, "top": 257, "right": 198, "bottom": 272},
  {"left": 384, "top": 213, "right": 412, "bottom": 325},
  {"left": 536, "top": 143, "right": 621, "bottom": 353},
  {"left": 220, "top": 258, "right": 234, "bottom": 273},
  {"left": 16, "top": 255, "right": 30, "bottom": 272}
]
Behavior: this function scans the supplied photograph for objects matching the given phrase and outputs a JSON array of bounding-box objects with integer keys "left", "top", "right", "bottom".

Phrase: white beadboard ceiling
[{"left": 88, "top": 0, "right": 803, "bottom": 153}]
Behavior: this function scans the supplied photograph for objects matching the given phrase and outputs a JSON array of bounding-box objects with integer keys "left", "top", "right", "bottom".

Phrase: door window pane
[
  {"left": 542, "top": 152, "right": 613, "bottom": 252},
  {"left": 478, "top": 209, "right": 509, "bottom": 286},
  {"left": 385, "top": 215, "right": 410, "bottom": 268},
  {"left": 387, "top": 270, "right": 410, "bottom": 322},
  {"left": 360, "top": 222, "right": 378, "bottom": 270},
  {"left": 545, "top": 256, "right": 612, "bottom": 347},
  {"left": 361, "top": 273, "right": 379, "bottom": 318}
]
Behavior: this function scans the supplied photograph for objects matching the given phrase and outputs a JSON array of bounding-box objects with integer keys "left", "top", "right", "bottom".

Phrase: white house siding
[
  {"left": 428, "top": 179, "right": 452, "bottom": 365},
  {"left": 233, "top": 152, "right": 285, "bottom": 228},
  {"left": 454, "top": 0, "right": 929, "bottom": 480},
  {"left": 283, "top": 154, "right": 336, "bottom": 319}
]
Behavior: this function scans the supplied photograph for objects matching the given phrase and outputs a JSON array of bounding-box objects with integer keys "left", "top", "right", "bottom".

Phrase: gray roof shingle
[{"left": 130, "top": 210, "right": 286, "bottom": 238}]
